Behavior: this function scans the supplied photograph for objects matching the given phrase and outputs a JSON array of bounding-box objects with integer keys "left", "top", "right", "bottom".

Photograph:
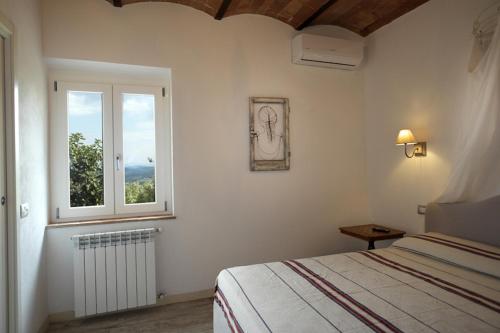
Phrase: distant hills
[{"left": 125, "top": 165, "right": 155, "bottom": 183}]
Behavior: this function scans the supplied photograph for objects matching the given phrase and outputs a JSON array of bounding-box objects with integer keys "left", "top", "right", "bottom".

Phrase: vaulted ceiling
[{"left": 105, "top": 0, "right": 429, "bottom": 36}]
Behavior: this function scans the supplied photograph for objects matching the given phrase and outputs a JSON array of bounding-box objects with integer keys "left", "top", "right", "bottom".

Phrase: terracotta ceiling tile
[{"left": 104, "top": 0, "right": 430, "bottom": 36}]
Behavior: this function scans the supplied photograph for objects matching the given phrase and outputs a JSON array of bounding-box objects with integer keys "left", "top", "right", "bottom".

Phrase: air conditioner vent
[{"left": 292, "top": 34, "right": 364, "bottom": 70}]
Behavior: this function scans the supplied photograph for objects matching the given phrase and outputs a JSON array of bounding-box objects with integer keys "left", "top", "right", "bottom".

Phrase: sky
[
  {"left": 122, "top": 93, "right": 156, "bottom": 167},
  {"left": 68, "top": 91, "right": 156, "bottom": 167}
]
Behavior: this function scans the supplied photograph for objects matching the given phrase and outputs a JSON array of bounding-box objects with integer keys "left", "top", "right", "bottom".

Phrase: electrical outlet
[
  {"left": 20, "top": 203, "right": 30, "bottom": 218},
  {"left": 417, "top": 205, "right": 426, "bottom": 215}
]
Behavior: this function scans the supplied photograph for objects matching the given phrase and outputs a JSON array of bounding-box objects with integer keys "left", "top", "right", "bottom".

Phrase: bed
[{"left": 213, "top": 196, "right": 500, "bottom": 333}]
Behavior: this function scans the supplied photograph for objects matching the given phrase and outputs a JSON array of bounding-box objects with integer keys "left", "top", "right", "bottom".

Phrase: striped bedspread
[{"left": 214, "top": 233, "right": 500, "bottom": 333}]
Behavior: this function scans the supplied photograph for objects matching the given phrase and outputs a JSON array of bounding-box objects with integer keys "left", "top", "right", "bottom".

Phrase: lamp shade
[{"left": 396, "top": 129, "right": 417, "bottom": 145}]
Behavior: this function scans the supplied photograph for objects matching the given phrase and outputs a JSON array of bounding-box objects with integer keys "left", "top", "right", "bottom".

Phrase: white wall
[
  {"left": 0, "top": 0, "right": 48, "bottom": 332},
  {"left": 42, "top": 0, "right": 371, "bottom": 314},
  {"left": 363, "top": 0, "right": 497, "bottom": 235}
]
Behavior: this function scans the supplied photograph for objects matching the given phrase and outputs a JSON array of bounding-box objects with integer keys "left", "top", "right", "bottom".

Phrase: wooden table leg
[{"left": 368, "top": 240, "right": 375, "bottom": 250}]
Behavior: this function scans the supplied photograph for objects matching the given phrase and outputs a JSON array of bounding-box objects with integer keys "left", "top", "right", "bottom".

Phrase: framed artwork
[{"left": 249, "top": 97, "right": 290, "bottom": 171}]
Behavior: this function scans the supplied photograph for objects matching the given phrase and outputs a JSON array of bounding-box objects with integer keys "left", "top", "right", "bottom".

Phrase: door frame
[{"left": 0, "top": 11, "right": 19, "bottom": 333}]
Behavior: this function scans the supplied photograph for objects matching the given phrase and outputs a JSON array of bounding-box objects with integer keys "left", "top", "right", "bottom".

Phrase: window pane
[
  {"left": 122, "top": 93, "right": 156, "bottom": 205},
  {"left": 68, "top": 91, "right": 104, "bottom": 207}
]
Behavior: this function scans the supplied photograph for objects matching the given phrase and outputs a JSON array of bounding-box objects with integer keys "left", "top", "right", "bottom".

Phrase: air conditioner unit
[{"left": 292, "top": 34, "right": 364, "bottom": 70}]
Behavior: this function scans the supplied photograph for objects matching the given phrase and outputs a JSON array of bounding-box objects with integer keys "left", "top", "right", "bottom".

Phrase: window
[
  {"left": 113, "top": 85, "right": 168, "bottom": 214},
  {"left": 52, "top": 82, "right": 171, "bottom": 220}
]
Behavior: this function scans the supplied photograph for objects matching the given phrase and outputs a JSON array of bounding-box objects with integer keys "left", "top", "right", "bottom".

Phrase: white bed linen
[
  {"left": 214, "top": 234, "right": 500, "bottom": 333},
  {"left": 393, "top": 232, "right": 500, "bottom": 278}
]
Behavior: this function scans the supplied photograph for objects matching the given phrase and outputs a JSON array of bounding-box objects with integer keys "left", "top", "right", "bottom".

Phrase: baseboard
[
  {"left": 48, "top": 288, "right": 214, "bottom": 323},
  {"left": 48, "top": 310, "right": 75, "bottom": 323},
  {"left": 156, "top": 288, "right": 213, "bottom": 306},
  {"left": 37, "top": 316, "right": 50, "bottom": 333}
]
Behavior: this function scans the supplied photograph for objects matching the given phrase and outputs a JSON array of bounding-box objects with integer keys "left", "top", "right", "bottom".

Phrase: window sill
[{"left": 46, "top": 213, "right": 176, "bottom": 229}]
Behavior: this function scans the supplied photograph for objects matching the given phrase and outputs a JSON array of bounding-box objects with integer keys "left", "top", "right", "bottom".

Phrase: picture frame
[{"left": 249, "top": 97, "right": 290, "bottom": 171}]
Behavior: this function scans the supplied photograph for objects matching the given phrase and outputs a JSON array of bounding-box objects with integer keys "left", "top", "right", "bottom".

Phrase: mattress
[{"left": 214, "top": 233, "right": 500, "bottom": 333}]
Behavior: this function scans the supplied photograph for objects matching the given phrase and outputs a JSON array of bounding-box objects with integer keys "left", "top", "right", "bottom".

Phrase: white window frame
[
  {"left": 51, "top": 81, "right": 172, "bottom": 221},
  {"left": 52, "top": 82, "right": 115, "bottom": 218},
  {"left": 113, "top": 85, "right": 167, "bottom": 214}
]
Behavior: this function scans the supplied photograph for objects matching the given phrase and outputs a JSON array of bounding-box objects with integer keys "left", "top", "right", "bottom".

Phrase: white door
[{"left": 0, "top": 37, "right": 7, "bottom": 333}]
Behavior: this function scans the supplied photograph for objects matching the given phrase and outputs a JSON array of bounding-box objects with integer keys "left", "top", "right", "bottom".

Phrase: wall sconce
[{"left": 396, "top": 129, "right": 427, "bottom": 158}]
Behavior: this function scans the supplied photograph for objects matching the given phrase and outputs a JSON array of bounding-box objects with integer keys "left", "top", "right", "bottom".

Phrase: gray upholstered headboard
[{"left": 425, "top": 195, "right": 500, "bottom": 247}]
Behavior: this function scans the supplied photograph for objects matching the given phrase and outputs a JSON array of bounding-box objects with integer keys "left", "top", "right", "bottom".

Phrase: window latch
[{"left": 116, "top": 154, "right": 121, "bottom": 171}]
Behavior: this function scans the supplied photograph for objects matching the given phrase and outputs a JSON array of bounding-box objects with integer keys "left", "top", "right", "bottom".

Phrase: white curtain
[{"left": 438, "top": 16, "right": 500, "bottom": 203}]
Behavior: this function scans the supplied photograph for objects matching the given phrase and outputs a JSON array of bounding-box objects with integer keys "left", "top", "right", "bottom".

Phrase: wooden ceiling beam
[
  {"left": 215, "top": 0, "right": 231, "bottom": 20},
  {"left": 297, "top": 0, "right": 338, "bottom": 30},
  {"left": 113, "top": 0, "right": 122, "bottom": 7}
]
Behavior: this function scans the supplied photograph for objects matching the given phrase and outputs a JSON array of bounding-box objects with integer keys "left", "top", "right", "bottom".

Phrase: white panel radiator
[{"left": 72, "top": 228, "right": 160, "bottom": 317}]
